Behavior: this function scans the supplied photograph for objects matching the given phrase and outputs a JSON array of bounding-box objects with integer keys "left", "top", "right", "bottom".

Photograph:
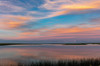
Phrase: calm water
[{"left": 0, "top": 44, "right": 100, "bottom": 65}]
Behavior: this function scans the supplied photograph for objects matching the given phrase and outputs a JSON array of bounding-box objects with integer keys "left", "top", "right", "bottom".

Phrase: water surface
[{"left": 0, "top": 44, "right": 100, "bottom": 65}]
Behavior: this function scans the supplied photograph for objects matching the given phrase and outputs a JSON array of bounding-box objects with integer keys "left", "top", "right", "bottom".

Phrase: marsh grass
[
  {"left": 63, "top": 43, "right": 100, "bottom": 45},
  {"left": 15, "top": 58, "right": 100, "bottom": 66},
  {"left": 1, "top": 58, "right": 100, "bottom": 66},
  {"left": 0, "top": 43, "right": 42, "bottom": 46},
  {"left": 1, "top": 43, "right": 100, "bottom": 46}
]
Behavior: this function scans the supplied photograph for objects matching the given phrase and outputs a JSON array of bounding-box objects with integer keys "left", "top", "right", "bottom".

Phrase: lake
[{"left": 0, "top": 44, "right": 100, "bottom": 65}]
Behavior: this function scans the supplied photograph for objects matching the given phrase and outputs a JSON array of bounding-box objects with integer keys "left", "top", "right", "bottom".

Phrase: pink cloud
[
  {"left": 4, "top": 26, "right": 100, "bottom": 40},
  {"left": 0, "top": 15, "right": 32, "bottom": 29}
]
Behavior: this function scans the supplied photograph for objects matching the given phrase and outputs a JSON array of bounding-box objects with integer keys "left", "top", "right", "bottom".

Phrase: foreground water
[{"left": 0, "top": 44, "right": 100, "bottom": 65}]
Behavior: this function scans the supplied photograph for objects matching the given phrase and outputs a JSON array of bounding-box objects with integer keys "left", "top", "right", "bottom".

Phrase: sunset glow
[{"left": 0, "top": 0, "right": 100, "bottom": 43}]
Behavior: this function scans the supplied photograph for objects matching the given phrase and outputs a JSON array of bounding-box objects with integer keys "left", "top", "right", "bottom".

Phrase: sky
[{"left": 0, "top": 0, "right": 100, "bottom": 43}]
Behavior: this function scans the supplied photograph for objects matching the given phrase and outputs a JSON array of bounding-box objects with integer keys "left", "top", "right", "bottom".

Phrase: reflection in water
[
  {"left": 0, "top": 59, "right": 18, "bottom": 66},
  {"left": 0, "top": 44, "right": 100, "bottom": 65}
]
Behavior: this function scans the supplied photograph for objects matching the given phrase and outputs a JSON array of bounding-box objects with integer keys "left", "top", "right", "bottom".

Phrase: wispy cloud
[
  {"left": 0, "top": 15, "right": 32, "bottom": 29},
  {"left": 0, "top": 1, "right": 25, "bottom": 13},
  {"left": 39, "top": 0, "right": 100, "bottom": 17},
  {"left": 8, "top": 24, "right": 100, "bottom": 40}
]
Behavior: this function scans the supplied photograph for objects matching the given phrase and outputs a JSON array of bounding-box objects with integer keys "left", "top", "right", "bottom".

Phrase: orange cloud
[
  {"left": 20, "top": 32, "right": 38, "bottom": 36},
  {"left": 4, "top": 15, "right": 31, "bottom": 21},
  {"left": 1, "top": 21, "right": 100, "bottom": 40},
  {"left": 8, "top": 26, "right": 100, "bottom": 40},
  {"left": 61, "top": 4, "right": 95, "bottom": 10},
  {"left": 60, "top": 0, "right": 100, "bottom": 10},
  {"left": 0, "top": 15, "right": 32, "bottom": 29},
  {"left": 7, "top": 21, "right": 24, "bottom": 28},
  {"left": 41, "top": 0, "right": 100, "bottom": 17},
  {"left": 48, "top": 27, "right": 100, "bottom": 34}
]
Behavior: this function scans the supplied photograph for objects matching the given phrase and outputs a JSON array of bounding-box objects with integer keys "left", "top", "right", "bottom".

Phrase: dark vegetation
[
  {"left": 10, "top": 59, "right": 100, "bottom": 66},
  {"left": 63, "top": 43, "right": 100, "bottom": 45},
  {"left": 0, "top": 43, "right": 100, "bottom": 46},
  {"left": 0, "top": 43, "right": 20, "bottom": 46},
  {"left": 0, "top": 43, "right": 42, "bottom": 46},
  {"left": 63, "top": 43, "right": 87, "bottom": 45}
]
